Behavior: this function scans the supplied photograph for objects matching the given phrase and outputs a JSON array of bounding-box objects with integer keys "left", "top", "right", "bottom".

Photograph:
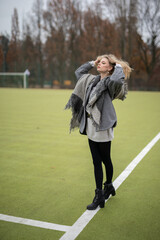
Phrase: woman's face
[{"left": 97, "top": 57, "right": 113, "bottom": 74}]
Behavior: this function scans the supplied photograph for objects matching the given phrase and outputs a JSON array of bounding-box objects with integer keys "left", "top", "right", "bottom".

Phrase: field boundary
[
  {"left": 0, "top": 214, "right": 71, "bottom": 232},
  {"left": 0, "top": 132, "right": 159, "bottom": 240}
]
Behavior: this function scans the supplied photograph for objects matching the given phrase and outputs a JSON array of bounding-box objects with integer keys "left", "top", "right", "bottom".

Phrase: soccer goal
[{"left": 0, "top": 70, "right": 30, "bottom": 88}]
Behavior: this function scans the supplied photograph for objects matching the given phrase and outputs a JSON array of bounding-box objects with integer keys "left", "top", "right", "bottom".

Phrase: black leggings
[{"left": 88, "top": 139, "right": 113, "bottom": 190}]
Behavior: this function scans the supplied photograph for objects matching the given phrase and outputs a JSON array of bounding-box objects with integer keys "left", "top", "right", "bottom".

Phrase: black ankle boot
[
  {"left": 103, "top": 182, "right": 116, "bottom": 200},
  {"left": 87, "top": 189, "right": 105, "bottom": 210}
]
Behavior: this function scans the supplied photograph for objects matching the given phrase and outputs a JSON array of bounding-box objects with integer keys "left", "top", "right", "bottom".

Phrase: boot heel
[
  {"left": 99, "top": 201, "right": 105, "bottom": 208},
  {"left": 111, "top": 189, "right": 116, "bottom": 196}
]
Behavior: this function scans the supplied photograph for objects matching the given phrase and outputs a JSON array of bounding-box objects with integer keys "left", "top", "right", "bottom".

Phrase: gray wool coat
[{"left": 75, "top": 62, "right": 126, "bottom": 135}]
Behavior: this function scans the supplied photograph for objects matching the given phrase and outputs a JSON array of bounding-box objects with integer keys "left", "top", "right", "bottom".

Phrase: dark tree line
[{"left": 0, "top": 0, "right": 160, "bottom": 90}]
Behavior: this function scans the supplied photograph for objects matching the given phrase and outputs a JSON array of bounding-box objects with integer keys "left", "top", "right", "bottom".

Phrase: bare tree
[
  {"left": 0, "top": 35, "right": 9, "bottom": 72},
  {"left": 103, "top": 0, "right": 130, "bottom": 59},
  {"left": 128, "top": 0, "right": 137, "bottom": 60},
  {"left": 11, "top": 8, "right": 20, "bottom": 43},
  {"left": 32, "top": 0, "right": 44, "bottom": 87},
  {"left": 8, "top": 8, "right": 20, "bottom": 72},
  {"left": 43, "top": 0, "right": 82, "bottom": 84},
  {"left": 137, "top": 0, "right": 160, "bottom": 83},
  {"left": 21, "top": 20, "right": 36, "bottom": 86}
]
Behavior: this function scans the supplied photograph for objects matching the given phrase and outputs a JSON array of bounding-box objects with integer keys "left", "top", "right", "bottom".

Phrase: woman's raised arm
[
  {"left": 75, "top": 61, "right": 94, "bottom": 81},
  {"left": 107, "top": 64, "right": 126, "bottom": 100}
]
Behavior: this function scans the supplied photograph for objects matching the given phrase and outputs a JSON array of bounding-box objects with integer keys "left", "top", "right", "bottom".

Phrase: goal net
[{"left": 0, "top": 70, "right": 30, "bottom": 88}]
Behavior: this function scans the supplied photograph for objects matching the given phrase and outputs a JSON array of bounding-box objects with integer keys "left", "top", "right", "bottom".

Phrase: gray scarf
[{"left": 65, "top": 73, "right": 127, "bottom": 132}]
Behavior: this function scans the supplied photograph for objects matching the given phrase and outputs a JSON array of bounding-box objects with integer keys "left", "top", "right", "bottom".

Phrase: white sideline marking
[
  {"left": 0, "top": 214, "right": 71, "bottom": 232},
  {"left": 59, "top": 132, "right": 160, "bottom": 240},
  {"left": 0, "top": 133, "right": 159, "bottom": 239}
]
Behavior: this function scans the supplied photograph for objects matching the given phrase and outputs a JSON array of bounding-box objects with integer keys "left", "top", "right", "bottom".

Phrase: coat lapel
[{"left": 84, "top": 75, "right": 100, "bottom": 107}]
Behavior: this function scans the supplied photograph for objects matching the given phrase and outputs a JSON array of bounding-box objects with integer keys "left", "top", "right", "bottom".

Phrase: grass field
[{"left": 0, "top": 88, "right": 160, "bottom": 240}]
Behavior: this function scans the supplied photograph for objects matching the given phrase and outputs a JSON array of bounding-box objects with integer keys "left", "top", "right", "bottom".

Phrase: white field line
[
  {"left": 59, "top": 132, "right": 160, "bottom": 240},
  {"left": 0, "top": 132, "right": 159, "bottom": 239},
  {"left": 0, "top": 214, "right": 71, "bottom": 232}
]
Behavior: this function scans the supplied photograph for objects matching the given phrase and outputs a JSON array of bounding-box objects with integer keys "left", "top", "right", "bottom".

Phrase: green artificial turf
[
  {"left": 0, "top": 89, "right": 159, "bottom": 240},
  {"left": 77, "top": 141, "right": 160, "bottom": 240}
]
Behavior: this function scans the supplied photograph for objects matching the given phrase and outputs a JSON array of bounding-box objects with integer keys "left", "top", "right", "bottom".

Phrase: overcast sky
[
  {"left": 0, "top": 0, "right": 48, "bottom": 36},
  {"left": 0, "top": 0, "right": 94, "bottom": 37}
]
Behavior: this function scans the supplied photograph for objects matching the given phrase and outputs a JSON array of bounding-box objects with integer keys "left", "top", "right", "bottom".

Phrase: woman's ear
[
  {"left": 108, "top": 65, "right": 115, "bottom": 75},
  {"left": 108, "top": 65, "right": 113, "bottom": 72}
]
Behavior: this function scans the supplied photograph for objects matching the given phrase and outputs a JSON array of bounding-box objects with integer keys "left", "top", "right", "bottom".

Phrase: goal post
[{"left": 0, "top": 69, "right": 30, "bottom": 88}]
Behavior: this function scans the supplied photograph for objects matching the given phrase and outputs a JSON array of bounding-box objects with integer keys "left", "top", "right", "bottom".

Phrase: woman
[{"left": 65, "top": 54, "right": 132, "bottom": 210}]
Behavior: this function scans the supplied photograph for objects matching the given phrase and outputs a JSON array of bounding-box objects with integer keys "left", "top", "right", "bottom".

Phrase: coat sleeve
[
  {"left": 106, "top": 65, "right": 126, "bottom": 100},
  {"left": 75, "top": 62, "right": 94, "bottom": 81}
]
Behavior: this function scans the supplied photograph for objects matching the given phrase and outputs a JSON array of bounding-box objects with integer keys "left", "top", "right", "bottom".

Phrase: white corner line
[
  {"left": 59, "top": 132, "right": 160, "bottom": 240},
  {"left": 0, "top": 214, "right": 71, "bottom": 232}
]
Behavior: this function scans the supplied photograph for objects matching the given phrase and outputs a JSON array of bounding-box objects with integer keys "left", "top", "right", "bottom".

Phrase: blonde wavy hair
[{"left": 95, "top": 54, "right": 132, "bottom": 80}]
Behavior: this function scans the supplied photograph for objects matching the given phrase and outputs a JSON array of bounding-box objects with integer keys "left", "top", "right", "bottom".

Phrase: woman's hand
[
  {"left": 89, "top": 59, "right": 99, "bottom": 67},
  {"left": 89, "top": 61, "right": 96, "bottom": 67},
  {"left": 115, "top": 63, "right": 122, "bottom": 68},
  {"left": 94, "top": 57, "right": 101, "bottom": 66}
]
